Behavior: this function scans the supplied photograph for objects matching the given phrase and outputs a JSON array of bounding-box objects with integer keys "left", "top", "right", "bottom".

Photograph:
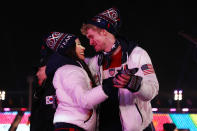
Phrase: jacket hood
[{"left": 46, "top": 52, "right": 80, "bottom": 77}]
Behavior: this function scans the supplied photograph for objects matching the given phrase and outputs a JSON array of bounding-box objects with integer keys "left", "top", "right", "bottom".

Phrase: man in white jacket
[{"left": 81, "top": 7, "right": 159, "bottom": 131}]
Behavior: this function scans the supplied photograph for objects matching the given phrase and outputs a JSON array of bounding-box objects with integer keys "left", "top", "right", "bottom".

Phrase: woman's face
[{"left": 75, "top": 38, "right": 85, "bottom": 60}]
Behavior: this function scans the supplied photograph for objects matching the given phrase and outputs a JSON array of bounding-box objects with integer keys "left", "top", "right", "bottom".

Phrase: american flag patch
[
  {"left": 141, "top": 64, "right": 155, "bottom": 75},
  {"left": 109, "top": 68, "right": 115, "bottom": 76}
]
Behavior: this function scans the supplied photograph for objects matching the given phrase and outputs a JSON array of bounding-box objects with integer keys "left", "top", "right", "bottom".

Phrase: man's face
[{"left": 86, "top": 28, "right": 105, "bottom": 52}]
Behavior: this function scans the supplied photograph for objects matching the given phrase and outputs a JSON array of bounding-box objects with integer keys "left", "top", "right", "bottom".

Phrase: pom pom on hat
[{"left": 86, "top": 7, "right": 121, "bottom": 35}]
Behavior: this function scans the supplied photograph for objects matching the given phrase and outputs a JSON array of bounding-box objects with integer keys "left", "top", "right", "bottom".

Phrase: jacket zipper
[{"left": 135, "top": 103, "right": 143, "bottom": 123}]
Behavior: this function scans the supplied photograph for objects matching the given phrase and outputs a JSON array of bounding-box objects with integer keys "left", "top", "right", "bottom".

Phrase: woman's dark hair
[
  {"left": 61, "top": 43, "right": 97, "bottom": 87},
  {"left": 60, "top": 43, "right": 78, "bottom": 60}
]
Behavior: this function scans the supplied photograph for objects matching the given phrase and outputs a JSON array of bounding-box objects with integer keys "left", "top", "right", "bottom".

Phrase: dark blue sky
[{"left": 1, "top": 1, "right": 197, "bottom": 108}]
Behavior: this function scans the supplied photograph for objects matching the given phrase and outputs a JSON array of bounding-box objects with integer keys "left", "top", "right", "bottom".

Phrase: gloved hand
[
  {"left": 118, "top": 65, "right": 138, "bottom": 76},
  {"left": 113, "top": 65, "right": 143, "bottom": 92},
  {"left": 102, "top": 77, "right": 118, "bottom": 97},
  {"left": 126, "top": 75, "right": 142, "bottom": 92},
  {"left": 113, "top": 66, "right": 138, "bottom": 84}
]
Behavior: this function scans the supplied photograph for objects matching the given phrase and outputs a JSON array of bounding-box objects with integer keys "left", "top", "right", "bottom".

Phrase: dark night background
[{"left": 1, "top": 1, "right": 197, "bottom": 109}]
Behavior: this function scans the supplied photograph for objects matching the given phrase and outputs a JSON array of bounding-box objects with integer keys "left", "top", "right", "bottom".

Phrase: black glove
[
  {"left": 114, "top": 65, "right": 142, "bottom": 92},
  {"left": 118, "top": 66, "right": 138, "bottom": 76},
  {"left": 102, "top": 77, "right": 118, "bottom": 97},
  {"left": 126, "top": 75, "right": 143, "bottom": 92},
  {"left": 113, "top": 65, "right": 138, "bottom": 85}
]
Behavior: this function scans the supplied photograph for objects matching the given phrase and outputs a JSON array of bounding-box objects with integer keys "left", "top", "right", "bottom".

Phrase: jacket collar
[
  {"left": 97, "top": 36, "right": 138, "bottom": 66},
  {"left": 117, "top": 37, "right": 138, "bottom": 63}
]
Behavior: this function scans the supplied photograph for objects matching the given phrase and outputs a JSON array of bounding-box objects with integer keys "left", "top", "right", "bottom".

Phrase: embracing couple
[{"left": 33, "top": 7, "right": 159, "bottom": 131}]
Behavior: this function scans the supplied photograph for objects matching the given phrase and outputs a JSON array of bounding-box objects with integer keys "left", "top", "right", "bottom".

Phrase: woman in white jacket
[{"left": 45, "top": 32, "right": 116, "bottom": 131}]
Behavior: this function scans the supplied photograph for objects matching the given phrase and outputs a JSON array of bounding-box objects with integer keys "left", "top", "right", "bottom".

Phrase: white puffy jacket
[
  {"left": 53, "top": 65, "right": 108, "bottom": 131},
  {"left": 86, "top": 46, "right": 159, "bottom": 131}
]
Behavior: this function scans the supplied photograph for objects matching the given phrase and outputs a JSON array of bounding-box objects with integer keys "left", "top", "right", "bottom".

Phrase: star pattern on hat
[
  {"left": 96, "top": 18, "right": 102, "bottom": 23},
  {"left": 46, "top": 32, "right": 66, "bottom": 51},
  {"left": 87, "top": 7, "right": 121, "bottom": 34},
  {"left": 100, "top": 7, "right": 120, "bottom": 24}
]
